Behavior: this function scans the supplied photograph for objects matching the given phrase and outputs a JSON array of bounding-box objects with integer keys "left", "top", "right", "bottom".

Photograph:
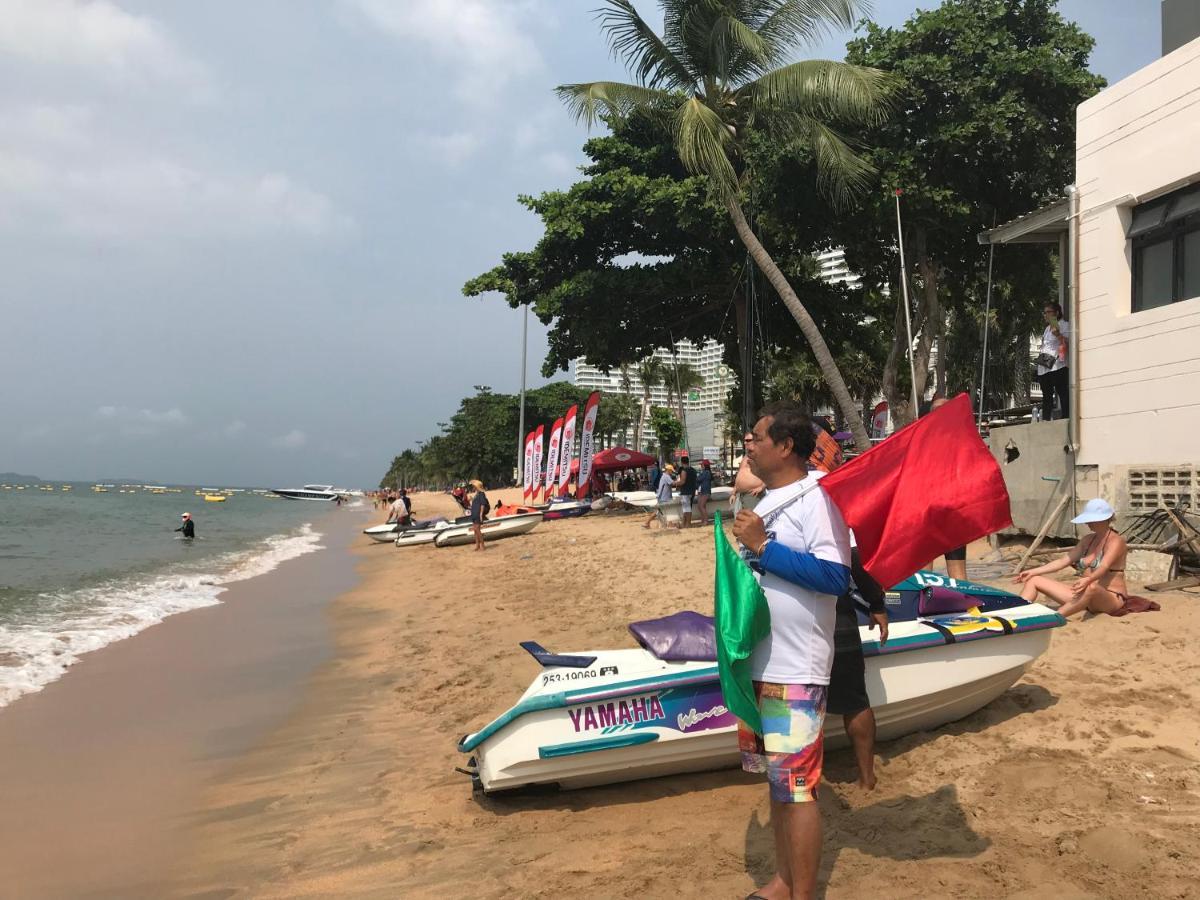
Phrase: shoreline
[
  {"left": 174, "top": 489, "right": 1200, "bottom": 898},
  {"left": 0, "top": 502, "right": 369, "bottom": 898}
]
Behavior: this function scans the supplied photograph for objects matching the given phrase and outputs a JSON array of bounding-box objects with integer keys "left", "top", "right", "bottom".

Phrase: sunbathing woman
[{"left": 1012, "top": 498, "right": 1129, "bottom": 617}]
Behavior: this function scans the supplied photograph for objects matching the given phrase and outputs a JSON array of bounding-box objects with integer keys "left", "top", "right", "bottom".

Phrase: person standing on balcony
[{"left": 1036, "top": 302, "right": 1070, "bottom": 422}]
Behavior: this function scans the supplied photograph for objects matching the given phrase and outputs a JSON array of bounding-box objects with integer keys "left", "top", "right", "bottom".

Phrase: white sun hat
[{"left": 1071, "top": 498, "right": 1115, "bottom": 524}]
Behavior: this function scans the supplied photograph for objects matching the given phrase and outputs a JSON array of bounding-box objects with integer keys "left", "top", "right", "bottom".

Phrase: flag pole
[
  {"left": 977, "top": 233, "right": 996, "bottom": 429},
  {"left": 893, "top": 190, "right": 921, "bottom": 419},
  {"left": 516, "top": 304, "right": 528, "bottom": 477}
]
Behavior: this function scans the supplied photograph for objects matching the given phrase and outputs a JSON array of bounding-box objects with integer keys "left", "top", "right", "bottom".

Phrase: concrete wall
[
  {"left": 988, "top": 420, "right": 1079, "bottom": 538},
  {"left": 1074, "top": 36, "right": 1200, "bottom": 471},
  {"left": 1163, "top": 0, "right": 1200, "bottom": 56}
]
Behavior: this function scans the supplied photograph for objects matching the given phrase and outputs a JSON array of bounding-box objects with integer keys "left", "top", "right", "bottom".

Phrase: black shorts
[
  {"left": 944, "top": 545, "right": 967, "bottom": 561},
  {"left": 827, "top": 628, "right": 870, "bottom": 717}
]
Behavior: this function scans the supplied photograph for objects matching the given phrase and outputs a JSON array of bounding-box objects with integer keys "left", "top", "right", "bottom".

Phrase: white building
[
  {"left": 814, "top": 248, "right": 862, "bottom": 289},
  {"left": 574, "top": 339, "right": 736, "bottom": 451},
  {"left": 982, "top": 10, "right": 1200, "bottom": 534}
]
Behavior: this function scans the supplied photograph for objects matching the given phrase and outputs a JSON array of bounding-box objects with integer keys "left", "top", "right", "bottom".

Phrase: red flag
[
  {"left": 574, "top": 391, "right": 601, "bottom": 499},
  {"left": 818, "top": 393, "right": 1011, "bottom": 588}
]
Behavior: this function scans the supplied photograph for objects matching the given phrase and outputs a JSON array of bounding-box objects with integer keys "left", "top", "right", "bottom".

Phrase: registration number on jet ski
[{"left": 542, "top": 667, "right": 616, "bottom": 685}]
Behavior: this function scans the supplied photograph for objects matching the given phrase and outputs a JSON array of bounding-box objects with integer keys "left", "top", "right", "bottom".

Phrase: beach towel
[
  {"left": 1108, "top": 594, "right": 1161, "bottom": 617},
  {"left": 713, "top": 512, "right": 771, "bottom": 734}
]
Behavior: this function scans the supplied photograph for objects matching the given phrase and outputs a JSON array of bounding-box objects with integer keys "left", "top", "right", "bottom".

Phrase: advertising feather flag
[
  {"left": 557, "top": 404, "right": 578, "bottom": 496},
  {"left": 543, "top": 418, "right": 564, "bottom": 499},
  {"left": 532, "top": 424, "right": 545, "bottom": 504},
  {"left": 522, "top": 431, "right": 535, "bottom": 503},
  {"left": 574, "top": 391, "right": 601, "bottom": 499}
]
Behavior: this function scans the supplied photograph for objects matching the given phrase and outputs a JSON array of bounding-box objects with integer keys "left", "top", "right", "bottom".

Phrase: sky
[{"left": 0, "top": 0, "right": 1162, "bottom": 487}]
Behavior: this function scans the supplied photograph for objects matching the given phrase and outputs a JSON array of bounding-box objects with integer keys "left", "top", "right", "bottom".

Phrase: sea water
[{"left": 0, "top": 484, "right": 342, "bottom": 708}]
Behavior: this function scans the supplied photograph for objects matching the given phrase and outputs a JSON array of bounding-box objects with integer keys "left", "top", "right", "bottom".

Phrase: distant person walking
[
  {"left": 643, "top": 463, "right": 675, "bottom": 529},
  {"left": 175, "top": 512, "right": 195, "bottom": 539},
  {"left": 696, "top": 459, "right": 713, "bottom": 525},
  {"left": 468, "top": 480, "right": 490, "bottom": 551}
]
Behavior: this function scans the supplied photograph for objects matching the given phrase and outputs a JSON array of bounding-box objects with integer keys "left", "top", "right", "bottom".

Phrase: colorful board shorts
[{"left": 738, "top": 681, "right": 827, "bottom": 803}]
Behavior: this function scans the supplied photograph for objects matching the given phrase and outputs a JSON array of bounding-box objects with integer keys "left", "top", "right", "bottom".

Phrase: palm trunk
[{"left": 726, "top": 198, "right": 870, "bottom": 451}]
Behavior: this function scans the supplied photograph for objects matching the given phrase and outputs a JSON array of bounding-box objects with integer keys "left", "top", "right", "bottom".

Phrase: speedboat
[
  {"left": 457, "top": 572, "right": 1065, "bottom": 794},
  {"left": 543, "top": 497, "right": 591, "bottom": 520},
  {"left": 434, "top": 512, "right": 544, "bottom": 547},
  {"left": 270, "top": 484, "right": 342, "bottom": 501}
]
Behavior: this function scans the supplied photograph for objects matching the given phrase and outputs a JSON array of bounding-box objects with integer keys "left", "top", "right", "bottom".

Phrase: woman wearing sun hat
[
  {"left": 1012, "top": 498, "right": 1130, "bottom": 617},
  {"left": 467, "top": 480, "right": 490, "bottom": 551}
]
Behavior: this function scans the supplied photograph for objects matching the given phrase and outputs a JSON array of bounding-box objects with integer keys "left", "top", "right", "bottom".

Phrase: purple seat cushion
[
  {"left": 918, "top": 586, "right": 979, "bottom": 617},
  {"left": 629, "top": 610, "right": 717, "bottom": 661}
]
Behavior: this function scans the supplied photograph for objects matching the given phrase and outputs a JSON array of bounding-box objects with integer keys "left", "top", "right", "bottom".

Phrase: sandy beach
[
  {"left": 0, "top": 506, "right": 363, "bottom": 898},
  {"left": 162, "top": 490, "right": 1200, "bottom": 899}
]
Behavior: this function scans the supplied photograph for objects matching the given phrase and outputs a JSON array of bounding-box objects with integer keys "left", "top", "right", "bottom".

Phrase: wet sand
[
  {"left": 172, "top": 490, "right": 1200, "bottom": 899},
  {"left": 0, "top": 504, "right": 367, "bottom": 898}
]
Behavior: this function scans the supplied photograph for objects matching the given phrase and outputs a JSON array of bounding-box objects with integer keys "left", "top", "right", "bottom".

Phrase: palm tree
[
  {"left": 664, "top": 360, "right": 705, "bottom": 449},
  {"left": 557, "top": 0, "right": 892, "bottom": 451},
  {"left": 634, "top": 357, "right": 665, "bottom": 452}
]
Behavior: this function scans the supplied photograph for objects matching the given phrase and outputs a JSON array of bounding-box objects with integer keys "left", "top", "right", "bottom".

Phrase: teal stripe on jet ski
[
  {"left": 458, "top": 668, "right": 719, "bottom": 752},
  {"left": 538, "top": 732, "right": 659, "bottom": 759},
  {"left": 458, "top": 692, "right": 567, "bottom": 753},
  {"left": 860, "top": 612, "right": 1066, "bottom": 657}
]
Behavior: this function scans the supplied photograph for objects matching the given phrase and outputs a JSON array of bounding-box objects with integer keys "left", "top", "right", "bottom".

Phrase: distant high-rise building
[
  {"left": 814, "top": 248, "right": 861, "bottom": 289},
  {"left": 574, "top": 339, "right": 734, "bottom": 412}
]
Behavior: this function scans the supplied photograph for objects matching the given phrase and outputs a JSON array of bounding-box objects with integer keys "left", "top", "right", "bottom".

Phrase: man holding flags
[
  {"left": 717, "top": 394, "right": 1012, "bottom": 899},
  {"left": 730, "top": 402, "right": 851, "bottom": 900}
]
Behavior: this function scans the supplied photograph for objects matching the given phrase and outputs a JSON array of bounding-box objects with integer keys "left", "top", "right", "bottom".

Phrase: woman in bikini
[{"left": 1012, "top": 498, "right": 1128, "bottom": 618}]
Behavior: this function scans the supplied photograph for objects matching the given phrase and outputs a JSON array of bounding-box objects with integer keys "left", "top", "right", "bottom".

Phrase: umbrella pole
[{"left": 978, "top": 237, "right": 996, "bottom": 428}]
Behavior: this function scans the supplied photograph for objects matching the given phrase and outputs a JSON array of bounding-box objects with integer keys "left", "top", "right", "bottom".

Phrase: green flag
[{"left": 713, "top": 512, "right": 771, "bottom": 734}]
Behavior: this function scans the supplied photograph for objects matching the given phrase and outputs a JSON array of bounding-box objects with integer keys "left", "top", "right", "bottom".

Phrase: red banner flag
[
  {"left": 818, "top": 393, "right": 1011, "bottom": 589},
  {"left": 543, "top": 417, "right": 564, "bottom": 497},
  {"left": 522, "top": 430, "right": 536, "bottom": 502},
  {"left": 574, "top": 391, "right": 601, "bottom": 499},
  {"left": 532, "top": 424, "right": 545, "bottom": 504},
  {"left": 557, "top": 404, "right": 578, "bottom": 497}
]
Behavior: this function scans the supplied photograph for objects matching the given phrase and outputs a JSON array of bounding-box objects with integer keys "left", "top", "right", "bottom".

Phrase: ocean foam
[{"left": 0, "top": 524, "right": 325, "bottom": 708}]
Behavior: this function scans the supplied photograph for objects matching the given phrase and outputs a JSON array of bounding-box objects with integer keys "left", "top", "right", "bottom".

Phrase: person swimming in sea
[{"left": 175, "top": 512, "right": 195, "bottom": 539}]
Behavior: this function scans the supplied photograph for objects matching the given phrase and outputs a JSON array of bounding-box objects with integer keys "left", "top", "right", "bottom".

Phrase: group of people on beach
[{"left": 642, "top": 455, "right": 715, "bottom": 530}]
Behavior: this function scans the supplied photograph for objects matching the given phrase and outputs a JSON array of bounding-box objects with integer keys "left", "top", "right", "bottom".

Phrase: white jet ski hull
[
  {"left": 459, "top": 589, "right": 1064, "bottom": 793},
  {"left": 434, "top": 513, "right": 543, "bottom": 547}
]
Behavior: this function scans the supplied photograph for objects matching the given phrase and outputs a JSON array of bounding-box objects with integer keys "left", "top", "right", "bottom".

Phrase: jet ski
[{"left": 456, "top": 572, "right": 1066, "bottom": 794}]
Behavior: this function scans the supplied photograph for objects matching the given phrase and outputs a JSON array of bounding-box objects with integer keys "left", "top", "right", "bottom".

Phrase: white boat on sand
[
  {"left": 434, "top": 512, "right": 543, "bottom": 548},
  {"left": 456, "top": 572, "right": 1065, "bottom": 794}
]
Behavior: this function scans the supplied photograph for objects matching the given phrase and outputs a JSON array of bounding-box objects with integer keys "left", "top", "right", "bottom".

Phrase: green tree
[
  {"left": 634, "top": 357, "right": 665, "bottom": 452},
  {"left": 662, "top": 360, "right": 705, "bottom": 446},
  {"left": 647, "top": 405, "right": 684, "bottom": 457},
  {"left": 557, "top": 0, "right": 893, "bottom": 449},
  {"left": 597, "top": 392, "right": 640, "bottom": 448},
  {"left": 830, "top": 0, "right": 1104, "bottom": 422},
  {"left": 463, "top": 109, "right": 878, "bottom": 436}
]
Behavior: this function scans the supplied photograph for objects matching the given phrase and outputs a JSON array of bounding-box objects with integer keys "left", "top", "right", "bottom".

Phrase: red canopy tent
[{"left": 569, "top": 446, "right": 657, "bottom": 475}]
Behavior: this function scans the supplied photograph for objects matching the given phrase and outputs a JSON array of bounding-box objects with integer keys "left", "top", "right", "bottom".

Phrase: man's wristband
[{"left": 756, "top": 538, "right": 771, "bottom": 556}]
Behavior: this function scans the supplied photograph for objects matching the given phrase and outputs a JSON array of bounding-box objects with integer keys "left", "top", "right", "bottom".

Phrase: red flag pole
[{"left": 893, "top": 189, "right": 922, "bottom": 420}]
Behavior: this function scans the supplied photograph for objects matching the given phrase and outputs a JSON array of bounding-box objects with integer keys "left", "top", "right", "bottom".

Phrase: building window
[{"left": 1130, "top": 182, "right": 1200, "bottom": 312}]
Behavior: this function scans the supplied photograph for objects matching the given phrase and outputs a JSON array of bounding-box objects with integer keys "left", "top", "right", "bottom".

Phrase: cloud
[
  {"left": 409, "top": 130, "right": 484, "bottom": 166},
  {"left": 90, "top": 405, "right": 190, "bottom": 439},
  {"left": 0, "top": 0, "right": 213, "bottom": 99},
  {"left": 222, "top": 419, "right": 247, "bottom": 437},
  {"left": 537, "top": 151, "right": 579, "bottom": 178},
  {"left": 272, "top": 429, "right": 307, "bottom": 450},
  {"left": 347, "top": 0, "right": 545, "bottom": 104},
  {"left": 0, "top": 104, "right": 355, "bottom": 239}
]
